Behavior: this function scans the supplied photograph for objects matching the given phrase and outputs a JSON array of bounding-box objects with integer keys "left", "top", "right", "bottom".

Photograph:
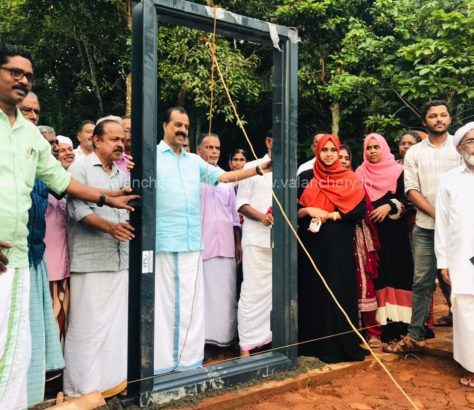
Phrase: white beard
[{"left": 463, "top": 152, "right": 474, "bottom": 166}]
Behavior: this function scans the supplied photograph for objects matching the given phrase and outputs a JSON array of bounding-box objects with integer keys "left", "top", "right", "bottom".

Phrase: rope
[
  {"left": 111, "top": 324, "right": 386, "bottom": 384},
  {"left": 206, "top": 26, "right": 419, "bottom": 410},
  {"left": 33, "top": 8, "right": 420, "bottom": 410},
  {"left": 29, "top": 323, "right": 396, "bottom": 408}
]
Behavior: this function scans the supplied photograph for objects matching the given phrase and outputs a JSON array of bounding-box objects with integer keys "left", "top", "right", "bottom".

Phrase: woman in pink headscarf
[{"left": 356, "top": 133, "right": 414, "bottom": 343}]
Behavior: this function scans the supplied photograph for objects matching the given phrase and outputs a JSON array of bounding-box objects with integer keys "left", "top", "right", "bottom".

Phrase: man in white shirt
[
  {"left": 236, "top": 130, "right": 273, "bottom": 357},
  {"left": 435, "top": 122, "right": 474, "bottom": 387},
  {"left": 296, "top": 132, "right": 325, "bottom": 176},
  {"left": 74, "top": 120, "right": 95, "bottom": 160},
  {"left": 384, "top": 100, "right": 461, "bottom": 353}
]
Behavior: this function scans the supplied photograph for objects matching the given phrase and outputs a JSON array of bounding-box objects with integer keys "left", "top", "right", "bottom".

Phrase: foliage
[
  {"left": 1, "top": 0, "right": 473, "bottom": 163},
  {"left": 1, "top": 0, "right": 131, "bottom": 136},
  {"left": 273, "top": 0, "right": 473, "bottom": 162},
  {"left": 158, "top": 26, "right": 261, "bottom": 124}
]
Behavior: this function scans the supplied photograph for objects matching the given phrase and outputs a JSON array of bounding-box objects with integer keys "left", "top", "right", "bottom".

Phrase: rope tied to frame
[
  {"left": 203, "top": 8, "right": 420, "bottom": 410},
  {"left": 32, "top": 6, "right": 421, "bottom": 409}
]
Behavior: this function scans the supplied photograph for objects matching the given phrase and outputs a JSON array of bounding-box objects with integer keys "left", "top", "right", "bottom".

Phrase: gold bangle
[{"left": 333, "top": 212, "right": 337, "bottom": 221}]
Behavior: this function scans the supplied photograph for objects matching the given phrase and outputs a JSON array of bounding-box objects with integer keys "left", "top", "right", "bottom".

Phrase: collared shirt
[
  {"left": 200, "top": 178, "right": 240, "bottom": 261},
  {"left": 67, "top": 152, "right": 129, "bottom": 272},
  {"left": 27, "top": 179, "right": 49, "bottom": 267},
  {"left": 404, "top": 135, "right": 461, "bottom": 229},
  {"left": 44, "top": 194, "right": 70, "bottom": 281},
  {"left": 156, "top": 140, "right": 224, "bottom": 253},
  {"left": 435, "top": 164, "right": 474, "bottom": 295},
  {"left": 115, "top": 152, "right": 130, "bottom": 176},
  {"left": 0, "top": 108, "right": 71, "bottom": 268},
  {"left": 297, "top": 157, "right": 315, "bottom": 176},
  {"left": 73, "top": 145, "right": 92, "bottom": 162},
  {"left": 236, "top": 154, "right": 273, "bottom": 248}
]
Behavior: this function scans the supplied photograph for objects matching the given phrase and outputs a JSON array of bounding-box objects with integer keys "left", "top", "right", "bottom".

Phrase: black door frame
[{"left": 128, "top": 0, "right": 298, "bottom": 405}]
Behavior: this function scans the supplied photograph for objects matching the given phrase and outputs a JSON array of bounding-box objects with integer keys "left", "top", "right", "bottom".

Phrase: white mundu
[
  {"left": 236, "top": 155, "right": 273, "bottom": 351},
  {"left": 435, "top": 163, "right": 474, "bottom": 372}
]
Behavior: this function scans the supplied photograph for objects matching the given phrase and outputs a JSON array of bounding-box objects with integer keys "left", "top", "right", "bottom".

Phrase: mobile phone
[{"left": 308, "top": 218, "right": 322, "bottom": 233}]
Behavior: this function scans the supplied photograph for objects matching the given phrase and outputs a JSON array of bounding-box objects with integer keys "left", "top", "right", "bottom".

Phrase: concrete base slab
[{"left": 176, "top": 359, "right": 372, "bottom": 410}]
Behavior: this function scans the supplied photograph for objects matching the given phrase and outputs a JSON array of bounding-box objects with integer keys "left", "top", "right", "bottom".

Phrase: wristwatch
[{"left": 97, "top": 193, "right": 106, "bottom": 207}]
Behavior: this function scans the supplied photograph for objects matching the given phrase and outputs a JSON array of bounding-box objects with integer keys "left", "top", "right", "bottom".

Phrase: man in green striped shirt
[{"left": 0, "top": 43, "right": 137, "bottom": 410}]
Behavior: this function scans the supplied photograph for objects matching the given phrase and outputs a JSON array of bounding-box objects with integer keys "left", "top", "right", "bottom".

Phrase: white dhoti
[
  {"left": 63, "top": 270, "right": 128, "bottom": 398},
  {"left": 238, "top": 245, "right": 272, "bottom": 351},
  {"left": 154, "top": 252, "right": 204, "bottom": 374},
  {"left": 0, "top": 268, "right": 31, "bottom": 410},
  {"left": 203, "top": 257, "right": 237, "bottom": 346},
  {"left": 452, "top": 294, "right": 474, "bottom": 372}
]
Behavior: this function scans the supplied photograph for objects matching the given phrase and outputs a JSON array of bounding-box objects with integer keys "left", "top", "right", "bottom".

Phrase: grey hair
[
  {"left": 96, "top": 115, "right": 123, "bottom": 126},
  {"left": 25, "top": 91, "right": 39, "bottom": 100},
  {"left": 198, "top": 132, "right": 220, "bottom": 147},
  {"left": 38, "top": 125, "right": 56, "bottom": 135}
]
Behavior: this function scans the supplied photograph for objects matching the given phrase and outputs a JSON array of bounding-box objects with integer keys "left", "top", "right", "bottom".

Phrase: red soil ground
[{"left": 239, "top": 286, "right": 473, "bottom": 410}]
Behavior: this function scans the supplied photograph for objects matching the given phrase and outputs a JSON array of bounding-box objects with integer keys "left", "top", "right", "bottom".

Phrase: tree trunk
[
  {"left": 82, "top": 39, "right": 104, "bottom": 116},
  {"left": 177, "top": 88, "right": 187, "bottom": 106},
  {"left": 125, "top": 73, "right": 132, "bottom": 116},
  {"left": 116, "top": 0, "right": 132, "bottom": 116},
  {"left": 330, "top": 102, "right": 340, "bottom": 136}
]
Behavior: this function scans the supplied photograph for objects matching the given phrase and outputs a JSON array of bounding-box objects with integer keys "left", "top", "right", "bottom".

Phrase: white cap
[
  {"left": 57, "top": 135, "right": 73, "bottom": 147},
  {"left": 453, "top": 122, "right": 474, "bottom": 147}
]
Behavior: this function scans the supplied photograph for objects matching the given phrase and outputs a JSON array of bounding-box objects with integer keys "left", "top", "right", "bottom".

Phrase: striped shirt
[
  {"left": 404, "top": 135, "right": 461, "bottom": 229},
  {"left": 0, "top": 108, "right": 71, "bottom": 268},
  {"left": 67, "top": 153, "right": 130, "bottom": 272}
]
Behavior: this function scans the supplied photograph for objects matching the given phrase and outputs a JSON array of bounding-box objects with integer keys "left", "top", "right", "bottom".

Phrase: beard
[
  {"left": 427, "top": 124, "right": 448, "bottom": 136},
  {"left": 463, "top": 152, "right": 474, "bottom": 166}
]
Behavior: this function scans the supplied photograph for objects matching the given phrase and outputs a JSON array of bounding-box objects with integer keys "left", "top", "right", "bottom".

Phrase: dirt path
[
  {"left": 240, "top": 353, "right": 473, "bottom": 410},
  {"left": 175, "top": 286, "right": 469, "bottom": 410},
  {"left": 239, "top": 286, "right": 470, "bottom": 410}
]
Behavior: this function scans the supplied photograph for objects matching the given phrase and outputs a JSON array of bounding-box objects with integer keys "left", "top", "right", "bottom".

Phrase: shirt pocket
[{"left": 20, "top": 146, "right": 38, "bottom": 189}]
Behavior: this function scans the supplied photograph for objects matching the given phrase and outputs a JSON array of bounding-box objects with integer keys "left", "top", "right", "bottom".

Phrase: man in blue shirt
[{"left": 154, "top": 107, "right": 271, "bottom": 374}]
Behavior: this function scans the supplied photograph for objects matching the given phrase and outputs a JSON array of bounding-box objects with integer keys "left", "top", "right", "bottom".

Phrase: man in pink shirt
[{"left": 198, "top": 133, "right": 242, "bottom": 353}]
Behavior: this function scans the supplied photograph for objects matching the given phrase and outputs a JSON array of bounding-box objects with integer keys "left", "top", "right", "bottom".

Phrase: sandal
[
  {"left": 367, "top": 336, "right": 382, "bottom": 349},
  {"left": 382, "top": 335, "right": 425, "bottom": 354},
  {"left": 434, "top": 315, "right": 452, "bottom": 327},
  {"left": 460, "top": 375, "right": 474, "bottom": 388}
]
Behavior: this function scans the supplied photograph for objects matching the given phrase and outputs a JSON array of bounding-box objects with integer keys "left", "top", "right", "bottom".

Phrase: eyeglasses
[
  {"left": 462, "top": 138, "right": 474, "bottom": 146},
  {"left": 0, "top": 66, "right": 34, "bottom": 83}
]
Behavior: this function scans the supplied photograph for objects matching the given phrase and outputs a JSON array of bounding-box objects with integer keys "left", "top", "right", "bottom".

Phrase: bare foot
[
  {"left": 460, "top": 373, "right": 474, "bottom": 388},
  {"left": 240, "top": 349, "right": 250, "bottom": 357}
]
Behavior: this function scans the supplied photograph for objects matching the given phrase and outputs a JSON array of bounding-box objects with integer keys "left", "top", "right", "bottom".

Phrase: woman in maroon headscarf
[
  {"left": 297, "top": 135, "right": 367, "bottom": 363},
  {"left": 356, "top": 133, "right": 414, "bottom": 342}
]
